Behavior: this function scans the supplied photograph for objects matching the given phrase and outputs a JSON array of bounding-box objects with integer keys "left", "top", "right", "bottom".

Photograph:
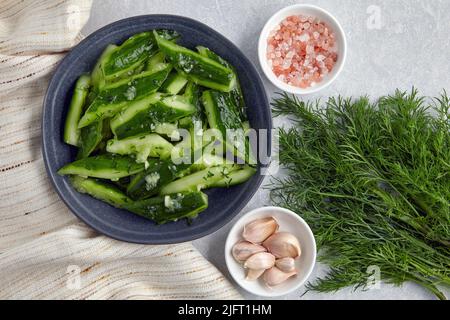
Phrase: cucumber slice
[
  {"left": 127, "top": 159, "right": 191, "bottom": 200},
  {"left": 154, "top": 29, "right": 180, "bottom": 42},
  {"left": 189, "top": 154, "right": 225, "bottom": 172},
  {"left": 146, "top": 51, "right": 166, "bottom": 72},
  {"left": 63, "top": 74, "right": 91, "bottom": 146},
  {"left": 202, "top": 90, "right": 255, "bottom": 164},
  {"left": 110, "top": 94, "right": 195, "bottom": 139},
  {"left": 102, "top": 32, "right": 158, "bottom": 82},
  {"left": 154, "top": 122, "right": 179, "bottom": 138},
  {"left": 109, "top": 93, "right": 162, "bottom": 137},
  {"left": 71, "top": 176, "right": 206, "bottom": 224},
  {"left": 197, "top": 46, "right": 247, "bottom": 121},
  {"left": 70, "top": 176, "right": 131, "bottom": 208},
  {"left": 171, "top": 119, "right": 209, "bottom": 160},
  {"left": 202, "top": 90, "right": 242, "bottom": 132},
  {"left": 183, "top": 81, "right": 199, "bottom": 104},
  {"left": 160, "top": 72, "right": 188, "bottom": 94},
  {"left": 111, "top": 176, "right": 131, "bottom": 192},
  {"left": 91, "top": 45, "right": 117, "bottom": 90},
  {"left": 172, "top": 82, "right": 208, "bottom": 158},
  {"left": 242, "top": 121, "right": 250, "bottom": 132},
  {"left": 78, "top": 64, "right": 172, "bottom": 128},
  {"left": 125, "top": 191, "right": 208, "bottom": 224},
  {"left": 77, "top": 120, "right": 103, "bottom": 159},
  {"left": 196, "top": 46, "right": 228, "bottom": 65},
  {"left": 159, "top": 164, "right": 238, "bottom": 195},
  {"left": 154, "top": 31, "right": 236, "bottom": 92},
  {"left": 127, "top": 153, "right": 225, "bottom": 200},
  {"left": 180, "top": 81, "right": 206, "bottom": 127},
  {"left": 78, "top": 118, "right": 113, "bottom": 158},
  {"left": 178, "top": 117, "right": 193, "bottom": 129},
  {"left": 58, "top": 154, "right": 144, "bottom": 179},
  {"left": 209, "top": 165, "right": 256, "bottom": 187},
  {"left": 106, "top": 133, "right": 173, "bottom": 163}
]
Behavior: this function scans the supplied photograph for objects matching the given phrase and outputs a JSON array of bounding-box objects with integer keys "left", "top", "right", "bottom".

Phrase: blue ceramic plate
[{"left": 42, "top": 15, "right": 271, "bottom": 244}]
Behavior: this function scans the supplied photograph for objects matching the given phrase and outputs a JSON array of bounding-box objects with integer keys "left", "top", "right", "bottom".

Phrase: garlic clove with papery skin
[
  {"left": 263, "top": 266, "right": 297, "bottom": 286},
  {"left": 262, "top": 232, "right": 301, "bottom": 259},
  {"left": 242, "top": 217, "right": 279, "bottom": 244},
  {"left": 275, "top": 257, "right": 296, "bottom": 273},
  {"left": 232, "top": 241, "right": 267, "bottom": 262},
  {"left": 246, "top": 269, "right": 265, "bottom": 281},
  {"left": 244, "top": 252, "right": 275, "bottom": 270}
]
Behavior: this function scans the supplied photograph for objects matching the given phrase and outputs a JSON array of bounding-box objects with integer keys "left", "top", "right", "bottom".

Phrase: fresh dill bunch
[{"left": 270, "top": 89, "right": 450, "bottom": 299}]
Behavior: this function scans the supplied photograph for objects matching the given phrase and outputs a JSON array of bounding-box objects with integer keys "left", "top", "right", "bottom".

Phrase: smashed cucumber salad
[{"left": 59, "top": 30, "right": 257, "bottom": 224}]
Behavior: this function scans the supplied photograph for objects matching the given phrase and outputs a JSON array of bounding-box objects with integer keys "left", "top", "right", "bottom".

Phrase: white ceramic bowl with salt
[
  {"left": 224, "top": 206, "right": 317, "bottom": 297},
  {"left": 258, "top": 4, "right": 347, "bottom": 95}
]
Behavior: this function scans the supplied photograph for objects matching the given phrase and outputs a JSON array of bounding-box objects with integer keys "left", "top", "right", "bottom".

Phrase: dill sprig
[{"left": 270, "top": 89, "right": 450, "bottom": 299}]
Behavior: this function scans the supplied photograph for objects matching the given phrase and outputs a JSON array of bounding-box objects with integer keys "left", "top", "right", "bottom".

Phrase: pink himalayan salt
[{"left": 266, "top": 14, "right": 338, "bottom": 89}]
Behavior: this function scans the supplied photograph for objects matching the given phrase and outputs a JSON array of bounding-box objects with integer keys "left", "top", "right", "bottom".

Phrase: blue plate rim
[{"left": 42, "top": 14, "right": 272, "bottom": 244}]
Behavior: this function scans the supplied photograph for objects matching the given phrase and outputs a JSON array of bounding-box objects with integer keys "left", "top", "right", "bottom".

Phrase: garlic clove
[
  {"left": 262, "top": 232, "right": 301, "bottom": 259},
  {"left": 232, "top": 241, "right": 267, "bottom": 262},
  {"left": 244, "top": 252, "right": 275, "bottom": 270},
  {"left": 275, "top": 257, "right": 296, "bottom": 273},
  {"left": 263, "top": 266, "right": 297, "bottom": 286},
  {"left": 245, "top": 269, "right": 265, "bottom": 281},
  {"left": 242, "top": 217, "right": 279, "bottom": 243}
]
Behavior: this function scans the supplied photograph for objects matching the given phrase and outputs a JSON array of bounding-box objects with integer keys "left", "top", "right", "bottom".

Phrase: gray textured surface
[{"left": 83, "top": 0, "right": 450, "bottom": 300}]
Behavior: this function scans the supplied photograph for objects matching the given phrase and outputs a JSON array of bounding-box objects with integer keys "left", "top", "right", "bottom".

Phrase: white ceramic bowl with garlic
[{"left": 225, "top": 206, "right": 316, "bottom": 297}]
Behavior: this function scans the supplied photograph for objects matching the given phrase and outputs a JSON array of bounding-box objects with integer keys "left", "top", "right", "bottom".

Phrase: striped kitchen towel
[{"left": 0, "top": 0, "right": 240, "bottom": 300}]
